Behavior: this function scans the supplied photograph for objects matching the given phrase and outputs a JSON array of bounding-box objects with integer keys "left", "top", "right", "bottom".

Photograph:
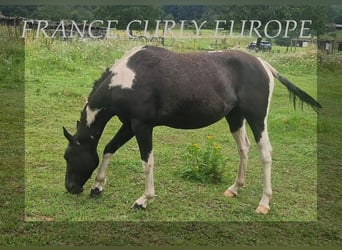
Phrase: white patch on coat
[
  {"left": 108, "top": 47, "right": 144, "bottom": 89},
  {"left": 256, "top": 57, "right": 275, "bottom": 119},
  {"left": 86, "top": 106, "right": 102, "bottom": 127}
]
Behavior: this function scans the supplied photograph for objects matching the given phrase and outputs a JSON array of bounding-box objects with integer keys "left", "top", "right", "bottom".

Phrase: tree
[
  {"left": 202, "top": 5, "right": 328, "bottom": 36},
  {"left": 0, "top": 5, "right": 328, "bottom": 36},
  {"left": 0, "top": 6, "right": 37, "bottom": 17},
  {"left": 162, "top": 5, "right": 205, "bottom": 21},
  {"left": 94, "top": 5, "right": 163, "bottom": 29},
  {"left": 328, "top": 5, "right": 342, "bottom": 23}
]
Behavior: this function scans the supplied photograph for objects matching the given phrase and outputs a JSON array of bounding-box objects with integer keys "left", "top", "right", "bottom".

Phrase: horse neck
[{"left": 76, "top": 108, "right": 113, "bottom": 148}]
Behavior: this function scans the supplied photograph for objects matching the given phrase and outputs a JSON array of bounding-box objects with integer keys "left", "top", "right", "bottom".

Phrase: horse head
[{"left": 63, "top": 126, "right": 99, "bottom": 194}]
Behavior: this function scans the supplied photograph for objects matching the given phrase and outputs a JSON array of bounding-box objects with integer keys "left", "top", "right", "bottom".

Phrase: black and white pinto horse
[{"left": 63, "top": 46, "right": 321, "bottom": 214}]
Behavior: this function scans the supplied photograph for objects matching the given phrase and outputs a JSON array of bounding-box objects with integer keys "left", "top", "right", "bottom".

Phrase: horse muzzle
[{"left": 65, "top": 181, "right": 84, "bottom": 194}]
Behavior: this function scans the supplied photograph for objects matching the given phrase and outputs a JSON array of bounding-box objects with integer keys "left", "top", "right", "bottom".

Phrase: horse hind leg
[
  {"left": 246, "top": 117, "right": 273, "bottom": 215},
  {"left": 225, "top": 106, "right": 272, "bottom": 215},
  {"left": 132, "top": 150, "right": 155, "bottom": 209},
  {"left": 255, "top": 128, "right": 272, "bottom": 215},
  {"left": 224, "top": 109, "right": 250, "bottom": 198},
  {"left": 131, "top": 121, "right": 155, "bottom": 209}
]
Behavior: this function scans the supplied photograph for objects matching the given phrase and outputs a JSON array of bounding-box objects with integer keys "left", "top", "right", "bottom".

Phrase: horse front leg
[
  {"left": 90, "top": 123, "right": 134, "bottom": 197},
  {"left": 90, "top": 153, "right": 112, "bottom": 197},
  {"left": 131, "top": 122, "right": 155, "bottom": 209}
]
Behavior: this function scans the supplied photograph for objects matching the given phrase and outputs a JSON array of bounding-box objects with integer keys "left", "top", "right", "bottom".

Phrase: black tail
[
  {"left": 275, "top": 73, "right": 322, "bottom": 113},
  {"left": 261, "top": 58, "right": 322, "bottom": 112}
]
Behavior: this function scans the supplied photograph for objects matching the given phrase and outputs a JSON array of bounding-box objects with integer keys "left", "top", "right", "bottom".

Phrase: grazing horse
[{"left": 63, "top": 46, "right": 321, "bottom": 214}]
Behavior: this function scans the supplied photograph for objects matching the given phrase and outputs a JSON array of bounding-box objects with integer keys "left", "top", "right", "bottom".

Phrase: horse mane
[{"left": 88, "top": 68, "right": 113, "bottom": 98}]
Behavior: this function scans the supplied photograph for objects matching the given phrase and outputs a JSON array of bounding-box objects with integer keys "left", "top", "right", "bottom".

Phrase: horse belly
[{"left": 159, "top": 99, "right": 230, "bottom": 129}]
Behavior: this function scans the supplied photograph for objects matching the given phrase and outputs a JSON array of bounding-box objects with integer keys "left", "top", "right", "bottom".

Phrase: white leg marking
[
  {"left": 86, "top": 106, "right": 102, "bottom": 127},
  {"left": 256, "top": 130, "right": 273, "bottom": 214},
  {"left": 109, "top": 47, "right": 144, "bottom": 89},
  {"left": 225, "top": 121, "right": 250, "bottom": 197},
  {"left": 91, "top": 153, "right": 112, "bottom": 192},
  {"left": 133, "top": 151, "right": 155, "bottom": 208}
]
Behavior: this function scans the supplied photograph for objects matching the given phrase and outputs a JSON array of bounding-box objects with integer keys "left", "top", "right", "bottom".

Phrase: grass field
[
  {"left": 1, "top": 26, "right": 341, "bottom": 246},
  {"left": 24, "top": 36, "right": 318, "bottom": 222}
]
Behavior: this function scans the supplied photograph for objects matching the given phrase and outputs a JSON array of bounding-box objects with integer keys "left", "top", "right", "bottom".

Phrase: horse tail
[{"left": 261, "top": 59, "right": 322, "bottom": 113}]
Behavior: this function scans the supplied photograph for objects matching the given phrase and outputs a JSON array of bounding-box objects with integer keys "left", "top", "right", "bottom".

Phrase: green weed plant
[{"left": 181, "top": 135, "right": 226, "bottom": 184}]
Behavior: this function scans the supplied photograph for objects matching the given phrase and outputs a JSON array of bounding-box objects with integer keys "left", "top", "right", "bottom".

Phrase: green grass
[
  {"left": 1, "top": 25, "right": 341, "bottom": 246},
  {"left": 0, "top": 26, "right": 25, "bottom": 242}
]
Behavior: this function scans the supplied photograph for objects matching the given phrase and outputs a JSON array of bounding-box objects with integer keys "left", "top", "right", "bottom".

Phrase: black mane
[{"left": 88, "top": 68, "right": 113, "bottom": 99}]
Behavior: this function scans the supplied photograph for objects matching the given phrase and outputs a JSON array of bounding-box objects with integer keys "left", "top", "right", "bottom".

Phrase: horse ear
[
  {"left": 63, "top": 127, "right": 74, "bottom": 143},
  {"left": 63, "top": 127, "right": 81, "bottom": 145}
]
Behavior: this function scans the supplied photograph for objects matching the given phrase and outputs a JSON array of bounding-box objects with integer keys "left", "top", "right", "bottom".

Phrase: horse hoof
[
  {"left": 256, "top": 205, "right": 269, "bottom": 215},
  {"left": 224, "top": 189, "right": 236, "bottom": 198},
  {"left": 131, "top": 203, "right": 145, "bottom": 210},
  {"left": 90, "top": 188, "right": 102, "bottom": 198}
]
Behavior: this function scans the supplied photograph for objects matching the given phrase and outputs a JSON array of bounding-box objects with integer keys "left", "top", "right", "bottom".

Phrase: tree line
[{"left": 1, "top": 5, "right": 340, "bottom": 36}]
